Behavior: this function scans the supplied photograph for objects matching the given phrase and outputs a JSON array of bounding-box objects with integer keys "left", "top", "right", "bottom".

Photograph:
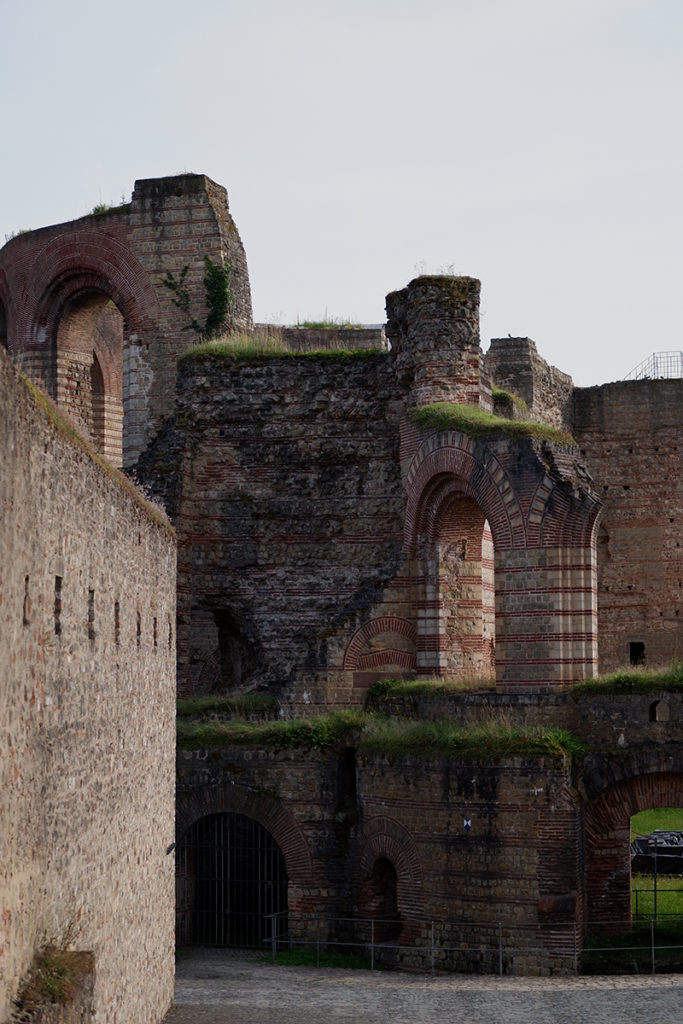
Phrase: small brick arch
[
  {"left": 356, "top": 815, "right": 425, "bottom": 922},
  {"left": 583, "top": 762, "right": 683, "bottom": 928},
  {"left": 343, "top": 617, "right": 417, "bottom": 672},
  {"left": 176, "top": 784, "right": 313, "bottom": 884}
]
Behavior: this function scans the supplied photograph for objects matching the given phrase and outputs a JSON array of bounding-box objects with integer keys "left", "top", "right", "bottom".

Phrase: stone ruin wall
[
  {"left": 572, "top": 378, "right": 683, "bottom": 672},
  {"left": 0, "top": 346, "right": 176, "bottom": 1023}
]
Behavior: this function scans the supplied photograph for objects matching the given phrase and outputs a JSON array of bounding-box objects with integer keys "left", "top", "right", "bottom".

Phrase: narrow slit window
[
  {"left": 88, "top": 589, "right": 95, "bottom": 642},
  {"left": 23, "top": 575, "right": 30, "bottom": 626},
  {"left": 136, "top": 610, "right": 141, "bottom": 648},
  {"left": 153, "top": 616, "right": 158, "bottom": 649},
  {"left": 168, "top": 619, "right": 173, "bottom": 651},
  {"left": 54, "top": 576, "right": 62, "bottom": 636},
  {"left": 114, "top": 601, "right": 120, "bottom": 646}
]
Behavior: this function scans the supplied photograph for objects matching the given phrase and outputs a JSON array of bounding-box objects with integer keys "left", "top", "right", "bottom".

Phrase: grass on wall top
[
  {"left": 179, "top": 333, "right": 384, "bottom": 364},
  {"left": 176, "top": 705, "right": 583, "bottom": 761},
  {"left": 408, "top": 402, "right": 574, "bottom": 444},
  {"left": 571, "top": 662, "right": 683, "bottom": 697},
  {"left": 176, "top": 693, "right": 279, "bottom": 718}
]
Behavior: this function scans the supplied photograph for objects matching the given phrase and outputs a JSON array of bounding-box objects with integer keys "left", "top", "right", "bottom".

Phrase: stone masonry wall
[
  {"left": 0, "top": 347, "right": 176, "bottom": 1024},
  {"left": 572, "top": 379, "right": 683, "bottom": 672},
  {"left": 176, "top": 742, "right": 581, "bottom": 974},
  {"left": 486, "top": 337, "right": 573, "bottom": 430},
  {"left": 172, "top": 351, "right": 407, "bottom": 705}
]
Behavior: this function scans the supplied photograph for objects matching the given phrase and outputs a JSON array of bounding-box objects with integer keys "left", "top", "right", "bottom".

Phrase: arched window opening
[
  {"left": 360, "top": 857, "right": 401, "bottom": 943},
  {"left": 419, "top": 485, "right": 495, "bottom": 679},
  {"left": 55, "top": 290, "right": 123, "bottom": 465},
  {"left": 176, "top": 813, "right": 288, "bottom": 947}
]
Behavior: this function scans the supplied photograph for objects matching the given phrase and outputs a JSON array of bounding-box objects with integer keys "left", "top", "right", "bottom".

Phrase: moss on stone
[{"left": 408, "top": 402, "right": 574, "bottom": 444}]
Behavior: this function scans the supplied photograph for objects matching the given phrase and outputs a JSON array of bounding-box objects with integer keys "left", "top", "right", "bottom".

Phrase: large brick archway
[
  {"left": 0, "top": 173, "right": 252, "bottom": 468},
  {"left": 402, "top": 427, "right": 602, "bottom": 689},
  {"left": 583, "top": 756, "right": 683, "bottom": 929}
]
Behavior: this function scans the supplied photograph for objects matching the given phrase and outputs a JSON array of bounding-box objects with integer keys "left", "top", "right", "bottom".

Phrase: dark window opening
[
  {"left": 136, "top": 610, "right": 141, "bottom": 648},
  {"left": 630, "top": 641, "right": 645, "bottom": 666},
  {"left": 114, "top": 601, "right": 120, "bottom": 645},
  {"left": 88, "top": 589, "right": 95, "bottom": 642},
  {"left": 23, "top": 575, "right": 30, "bottom": 627},
  {"left": 54, "top": 576, "right": 62, "bottom": 636}
]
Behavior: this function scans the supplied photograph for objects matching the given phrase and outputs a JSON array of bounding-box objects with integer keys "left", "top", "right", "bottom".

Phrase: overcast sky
[{"left": 2, "top": 0, "right": 681, "bottom": 385}]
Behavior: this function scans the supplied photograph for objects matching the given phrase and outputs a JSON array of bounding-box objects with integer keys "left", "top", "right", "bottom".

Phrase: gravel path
[{"left": 162, "top": 948, "right": 683, "bottom": 1024}]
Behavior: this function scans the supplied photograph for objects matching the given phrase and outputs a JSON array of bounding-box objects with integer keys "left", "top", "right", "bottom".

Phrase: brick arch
[
  {"left": 583, "top": 760, "right": 683, "bottom": 928},
  {"left": 403, "top": 431, "right": 524, "bottom": 554},
  {"left": 29, "top": 231, "right": 160, "bottom": 346},
  {"left": 357, "top": 815, "right": 425, "bottom": 921},
  {"left": 176, "top": 784, "right": 313, "bottom": 884},
  {"left": 343, "top": 617, "right": 417, "bottom": 672},
  {"left": 526, "top": 471, "right": 602, "bottom": 549}
]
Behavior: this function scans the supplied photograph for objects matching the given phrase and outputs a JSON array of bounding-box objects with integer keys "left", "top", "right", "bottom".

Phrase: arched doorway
[
  {"left": 360, "top": 857, "right": 402, "bottom": 943},
  {"left": 415, "top": 475, "right": 495, "bottom": 677},
  {"left": 54, "top": 289, "right": 124, "bottom": 465},
  {"left": 176, "top": 812, "right": 288, "bottom": 947},
  {"left": 584, "top": 769, "right": 683, "bottom": 931}
]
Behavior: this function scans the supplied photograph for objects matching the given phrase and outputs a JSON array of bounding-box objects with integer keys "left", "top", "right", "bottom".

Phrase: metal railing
[
  {"left": 261, "top": 911, "right": 683, "bottom": 976},
  {"left": 623, "top": 350, "right": 683, "bottom": 380}
]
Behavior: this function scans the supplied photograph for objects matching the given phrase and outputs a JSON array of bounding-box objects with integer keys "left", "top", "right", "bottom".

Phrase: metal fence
[
  {"left": 623, "top": 350, "right": 683, "bottom": 380},
  {"left": 259, "top": 911, "right": 683, "bottom": 976}
]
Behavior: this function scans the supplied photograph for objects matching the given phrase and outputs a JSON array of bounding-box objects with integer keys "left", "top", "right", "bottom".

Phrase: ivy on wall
[{"left": 162, "top": 256, "right": 232, "bottom": 337}]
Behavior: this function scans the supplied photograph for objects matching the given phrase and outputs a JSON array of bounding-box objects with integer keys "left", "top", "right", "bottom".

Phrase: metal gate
[{"left": 177, "top": 812, "right": 288, "bottom": 947}]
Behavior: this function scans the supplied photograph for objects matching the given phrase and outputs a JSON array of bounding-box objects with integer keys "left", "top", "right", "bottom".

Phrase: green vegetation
[
  {"left": 366, "top": 674, "right": 495, "bottom": 705},
  {"left": 179, "top": 333, "right": 384, "bottom": 364},
  {"left": 632, "top": 874, "right": 683, "bottom": 919},
  {"left": 163, "top": 256, "right": 232, "bottom": 337},
  {"left": 266, "top": 949, "right": 375, "bottom": 969},
  {"left": 357, "top": 718, "right": 583, "bottom": 761},
  {"left": 16, "top": 946, "right": 92, "bottom": 1010},
  {"left": 176, "top": 693, "right": 278, "bottom": 718},
  {"left": 21, "top": 375, "right": 174, "bottom": 536},
  {"left": 407, "top": 402, "right": 574, "bottom": 444},
  {"left": 581, "top": 921, "right": 683, "bottom": 974},
  {"left": 572, "top": 661, "right": 683, "bottom": 698},
  {"left": 632, "top": 808, "right": 683, "bottom": 838},
  {"left": 88, "top": 200, "right": 131, "bottom": 216},
  {"left": 297, "top": 317, "right": 364, "bottom": 330},
  {"left": 177, "top": 708, "right": 367, "bottom": 751},
  {"left": 491, "top": 386, "right": 528, "bottom": 410}
]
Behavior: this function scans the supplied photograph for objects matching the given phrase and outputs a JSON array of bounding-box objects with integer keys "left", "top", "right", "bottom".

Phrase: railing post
[
  {"left": 316, "top": 917, "right": 320, "bottom": 968},
  {"left": 271, "top": 913, "right": 277, "bottom": 964},
  {"left": 498, "top": 922, "right": 503, "bottom": 977},
  {"left": 651, "top": 917, "right": 656, "bottom": 975},
  {"left": 431, "top": 921, "right": 435, "bottom": 975},
  {"left": 370, "top": 919, "right": 374, "bottom": 971}
]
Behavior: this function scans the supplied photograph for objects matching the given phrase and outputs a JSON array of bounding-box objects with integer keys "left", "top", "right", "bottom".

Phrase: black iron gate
[{"left": 177, "top": 812, "right": 288, "bottom": 947}]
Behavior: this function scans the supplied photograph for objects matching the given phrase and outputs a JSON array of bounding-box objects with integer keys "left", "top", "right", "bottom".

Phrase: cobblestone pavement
[{"left": 163, "top": 948, "right": 683, "bottom": 1024}]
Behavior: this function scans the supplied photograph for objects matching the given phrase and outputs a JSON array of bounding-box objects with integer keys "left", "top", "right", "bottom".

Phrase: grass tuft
[
  {"left": 572, "top": 662, "right": 683, "bottom": 697},
  {"left": 16, "top": 947, "right": 93, "bottom": 1010},
  {"left": 366, "top": 674, "right": 495, "bottom": 705},
  {"left": 179, "top": 333, "right": 384, "bottom": 364},
  {"left": 177, "top": 709, "right": 367, "bottom": 751},
  {"left": 491, "top": 386, "right": 529, "bottom": 409},
  {"left": 176, "top": 693, "right": 279, "bottom": 718},
  {"left": 357, "top": 718, "right": 583, "bottom": 761},
  {"left": 408, "top": 402, "right": 574, "bottom": 444}
]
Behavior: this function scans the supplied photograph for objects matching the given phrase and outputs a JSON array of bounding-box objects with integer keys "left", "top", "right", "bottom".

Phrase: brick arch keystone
[
  {"left": 343, "top": 617, "right": 417, "bottom": 672},
  {"left": 176, "top": 784, "right": 313, "bottom": 884},
  {"left": 403, "top": 431, "right": 525, "bottom": 553}
]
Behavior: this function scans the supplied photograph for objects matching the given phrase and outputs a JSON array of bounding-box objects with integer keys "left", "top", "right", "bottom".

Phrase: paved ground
[{"left": 163, "top": 948, "right": 683, "bottom": 1024}]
